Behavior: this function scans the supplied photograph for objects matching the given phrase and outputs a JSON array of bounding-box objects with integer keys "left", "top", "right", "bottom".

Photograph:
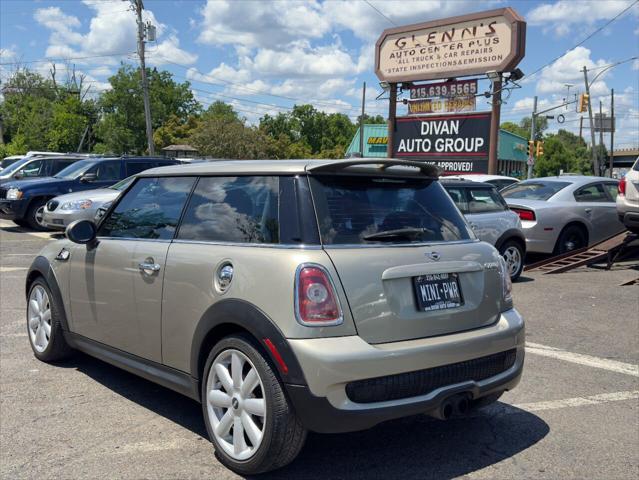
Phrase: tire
[
  {"left": 471, "top": 391, "right": 504, "bottom": 410},
  {"left": 499, "top": 240, "right": 524, "bottom": 281},
  {"left": 554, "top": 224, "right": 587, "bottom": 254},
  {"left": 201, "top": 334, "right": 307, "bottom": 475},
  {"left": 27, "top": 278, "right": 73, "bottom": 362},
  {"left": 26, "top": 198, "right": 48, "bottom": 231}
]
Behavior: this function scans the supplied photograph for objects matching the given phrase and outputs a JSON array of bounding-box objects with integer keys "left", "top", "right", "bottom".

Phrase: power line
[
  {"left": 363, "top": 0, "right": 398, "bottom": 27},
  {"left": 0, "top": 51, "right": 137, "bottom": 66},
  {"left": 524, "top": 0, "right": 638, "bottom": 80}
]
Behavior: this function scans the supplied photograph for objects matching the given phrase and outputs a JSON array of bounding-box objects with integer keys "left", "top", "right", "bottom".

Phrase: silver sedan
[
  {"left": 501, "top": 175, "right": 625, "bottom": 254},
  {"left": 41, "top": 176, "right": 133, "bottom": 230}
]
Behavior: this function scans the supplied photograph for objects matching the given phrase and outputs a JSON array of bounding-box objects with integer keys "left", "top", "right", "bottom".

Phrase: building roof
[{"left": 161, "top": 144, "right": 198, "bottom": 152}]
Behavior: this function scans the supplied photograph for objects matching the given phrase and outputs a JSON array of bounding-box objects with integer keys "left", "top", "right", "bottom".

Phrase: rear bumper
[
  {"left": 620, "top": 211, "right": 639, "bottom": 229},
  {"left": 0, "top": 199, "right": 29, "bottom": 221},
  {"left": 519, "top": 220, "right": 557, "bottom": 254},
  {"left": 287, "top": 308, "right": 525, "bottom": 433}
]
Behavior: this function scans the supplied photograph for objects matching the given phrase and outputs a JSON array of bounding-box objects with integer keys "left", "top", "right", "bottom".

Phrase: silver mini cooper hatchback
[{"left": 26, "top": 159, "right": 525, "bottom": 475}]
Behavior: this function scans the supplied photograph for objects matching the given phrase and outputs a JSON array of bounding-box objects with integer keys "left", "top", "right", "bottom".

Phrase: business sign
[
  {"left": 594, "top": 114, "right": 615, "bottom": 133},
  {"left": 410, "top": 79, "right": 478, "bottom": 99},
  {"left": 375, "top": 8, "right": 526, "bottom": 83},
  {"left": 367, "top": 136, "right": 388, "bottom": 145},
  {"left": 392, "top": 112, "right": 491, "bottom": 173},
  {"left": 408, "top": 96, "right": 476, "bottom": 114}
]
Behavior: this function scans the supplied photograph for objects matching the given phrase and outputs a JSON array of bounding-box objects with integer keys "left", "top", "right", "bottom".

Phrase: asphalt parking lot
[{"left": 1, "top": 220, "right": 638, "bottom": 480}]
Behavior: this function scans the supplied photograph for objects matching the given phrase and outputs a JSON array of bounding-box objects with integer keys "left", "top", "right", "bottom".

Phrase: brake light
[
  {"left": 619, "top": 177, "right": 626, "bottom": 196},
  {"left": 295, "top": 264, "right": 343, "bottom": 326},
  {"left": 511, "top": 208, "right": 536, "bottom": 222}
]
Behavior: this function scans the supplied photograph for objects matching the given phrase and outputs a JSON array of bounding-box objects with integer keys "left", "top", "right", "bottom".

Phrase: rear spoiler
[{"left": 306, "top": 159, "right": 440, "bottom": 179}]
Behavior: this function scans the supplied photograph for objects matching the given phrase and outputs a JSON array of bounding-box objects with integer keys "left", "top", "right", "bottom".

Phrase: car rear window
[
  {"left": 309, "top": 175, "right": 472, "bottom": 245},
  {"left": 501, "top": 181, "right": 570, "bottom": 200},
  {"left": 466, "top": 187, "right": 507, "bottom": 213}
]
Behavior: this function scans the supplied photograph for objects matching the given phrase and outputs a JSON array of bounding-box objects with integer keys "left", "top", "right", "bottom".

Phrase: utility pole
[
  {"left": 578, "top": 115, "right": 583, "bottom": 140},
  {"left": 488, "top": 75, "right": 502, "bottom": 175},
  {"left": 387, "top": 83, "right": 397, "bottom": 158},
  {"left": 582, "top": 66, "right": 598, "bottom": 175},
  {"left": 359, "top": 82, "right": 366, "bottom": 156},
  {"left": 132, "top": 0, "right": 155, "bottom": 155},
  {"left": 610, "top": 89, "right": 615, "bottom": 178},
  {"left": 527, "top": 96, "right": 537, "bottom": 179},
  {"left": 599, "top": 100, "right": 604, "bottom": 174}
]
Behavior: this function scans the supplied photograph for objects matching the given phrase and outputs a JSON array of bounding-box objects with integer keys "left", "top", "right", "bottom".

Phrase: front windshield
[
  {"left": 0, "top": 157, "right": 30, "bottom": 176},
  {"left": 109, "top": 176, "right": 134, "bottom": 191},
  {"left": 501, "top": 181, "right": 570, "bottom": 201},
  {"left": 54, "top": 160, "right": 95, "bottom": 179}
]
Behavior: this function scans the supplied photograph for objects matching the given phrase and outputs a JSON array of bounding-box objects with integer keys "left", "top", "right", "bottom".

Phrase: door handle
[
  {"left": 584, "top": 208, "right": 592, "bottom": 214},
  {"left": 138, "top": 261, "right": 161, "bottom": 275}
]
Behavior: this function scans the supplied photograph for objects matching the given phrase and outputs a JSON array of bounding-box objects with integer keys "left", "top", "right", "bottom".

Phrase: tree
[
  {"left": 96, "top": 65, "right": 200, "bottom": 154},
  {"left": 357, "top": 114, "right": 386, "bottom": 124},
  {"left": 153, "top": 114, "right": 200, "bottom": 150},
  {"left": 0, "top": 68, "right": 97, "bottom": 153},
  {"left": 500, "top": 116, "right": 548, "bottom": 141}
]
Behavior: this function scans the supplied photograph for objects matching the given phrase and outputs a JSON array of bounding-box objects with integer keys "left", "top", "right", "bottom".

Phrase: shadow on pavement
[
  {"left": 58, "top": 352, "right": 549, "bottom": 480},
  {"left": 58, "top": 352, "right": 207, "bottom": 437}
]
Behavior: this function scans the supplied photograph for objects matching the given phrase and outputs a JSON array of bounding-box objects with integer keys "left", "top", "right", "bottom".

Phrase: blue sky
[{"left": 1, "top": 0, "right": 638, "bottom": 147}]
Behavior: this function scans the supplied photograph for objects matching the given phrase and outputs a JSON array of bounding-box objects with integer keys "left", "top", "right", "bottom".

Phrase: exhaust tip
[{"left": 442, "top": 401, "right": 454, "bottom": 420}]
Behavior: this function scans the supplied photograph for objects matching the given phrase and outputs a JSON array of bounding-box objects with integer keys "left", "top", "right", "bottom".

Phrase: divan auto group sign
[
  {"left": 392, "top": 112, "right": 491, "bottom": 174},
  {"left": 375, "top": 8, "right": 525, "bottom": 82}
]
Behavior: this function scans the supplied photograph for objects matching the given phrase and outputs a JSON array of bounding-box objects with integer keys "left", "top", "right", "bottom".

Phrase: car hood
[
  {"left": 51, "top": 188, "right": 119, "bottom": 204},
  {"left": 0, "top": 176, "right": 66, "bottom": 190}
]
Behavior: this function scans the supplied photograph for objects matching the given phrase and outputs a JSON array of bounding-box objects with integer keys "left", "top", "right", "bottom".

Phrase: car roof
[
  {"left": 139, "top": 158, "right": 440, "bottom": 177},
  {"left": 444, "top": 174, "right": 517, "bottom": 181}
]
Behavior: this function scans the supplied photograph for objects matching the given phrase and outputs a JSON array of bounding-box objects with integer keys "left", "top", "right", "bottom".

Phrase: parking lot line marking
[
  {"left": 513, "top": 390, "right": 639, "bottom": 412},
  {"left": 0, "top": 267, "right": 27, "bottom": 272},
  {"left": 526, "top": 342, "right": 639, "bottom": 377}
]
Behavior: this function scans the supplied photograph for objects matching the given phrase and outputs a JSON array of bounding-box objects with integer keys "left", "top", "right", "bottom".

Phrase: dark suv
[
  {"left": 0, "top": 156, "right": 179, "bottom": 229},
  {"left": 0, "top": 155, "right": 86, "bottom": 185}
]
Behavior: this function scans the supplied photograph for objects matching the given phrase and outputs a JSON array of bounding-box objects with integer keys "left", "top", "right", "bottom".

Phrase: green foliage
[
  {"left": 534, "top": 129, "right": 593, "bottom": 177},
  {"left": 96, "top": 64, "right": 200, "bottom": 154},
  {"left": 500, "top": 116, "right": 547, "bottom": 141}
]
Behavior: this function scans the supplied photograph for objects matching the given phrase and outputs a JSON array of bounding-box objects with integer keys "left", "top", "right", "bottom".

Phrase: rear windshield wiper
[{"left": 362, "top": 227, "right": 431, "bottom": 241}]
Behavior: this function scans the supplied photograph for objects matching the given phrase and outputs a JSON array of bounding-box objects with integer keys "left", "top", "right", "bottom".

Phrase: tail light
[
  {"left": 618, "top": 177, "right": 626, "bottom": 196},
  {"left": 295, "top": 264, "right": 343, "bottom": 326},
  {"left": 511, "top": 207, "right": 536, "bottom": 222}
]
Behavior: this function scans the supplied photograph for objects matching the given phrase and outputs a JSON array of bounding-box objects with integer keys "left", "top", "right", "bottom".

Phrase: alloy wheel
[
  {"left": 206, "top": 349, "right": 266, "bottom": 461},
  {"left": 34, "top": 205, "right": 46, "bottom": 227},
  {"left": 502, "top": 246, "right": 522, "bottom": 277},
  {"left": 28, "top": 285, "right": 51, "bottom": 353}
]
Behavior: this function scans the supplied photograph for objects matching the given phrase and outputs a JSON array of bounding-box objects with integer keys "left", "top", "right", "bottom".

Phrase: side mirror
[
  {"left": 80, "top": 173, "right": 97, "bottom": 183},
  {"left": 66, "top": 219, "right": 97, "bottom": 245},
  {"left": 14, "top": 170, "right": 24, "bottom": 179}
]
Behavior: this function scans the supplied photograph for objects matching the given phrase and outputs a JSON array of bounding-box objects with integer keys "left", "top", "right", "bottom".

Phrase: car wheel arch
[
  {"left": 190, "top": 299, "right": 307, "bottom": 388},
  {"left": 494, "top": 229, "right": 526, "bottom": 252},
  {"left": 26, "top": 256, "right": 70, "bottom": 332}
]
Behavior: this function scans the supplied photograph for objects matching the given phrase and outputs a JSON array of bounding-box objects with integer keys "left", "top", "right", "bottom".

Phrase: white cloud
[
  {"left": 197, "top": 0, "right": 330, "bottom": 49},
  {"left": 535, "top": 47, "right": 609, "bottom": 95},
  {"left": 528, "top": 1, "right": 639, "bottom": 36},
  {"left": 252, "top": 42, "right": 357, "bottom": 77},
  {"left": 147, "top": 35, "right": 198, "bottom": 66}
]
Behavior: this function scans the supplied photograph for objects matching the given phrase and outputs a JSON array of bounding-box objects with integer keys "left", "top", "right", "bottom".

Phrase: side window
[
  {"left": 444, "top": 187, "right": 469, "bottom": 213},
  {"left": 603, "top": 183, "right": 618, "bottom": 201},
  {"left": 126, "top": 161, "right": 158, "bottom": 176},
  {"left": 574, "top": 183, "right": 608, "bottom": 202},
  {"left": 99, "top": 177, "right": 195, "bottom": 240},
  {"left": 95, "top": 161, "right": 122, "bottom": 181},
  {"left": 178, "top": 176, "right": 279, "bottom": 244},
  {"left": 20, "top": 159, "right": 44, "bottom": 177},
  {"left": 51, "top": 159, "right": 77, "bottom": 175},
  {"left": 467, "top": 187, "right": 507, "bottom": 213}
]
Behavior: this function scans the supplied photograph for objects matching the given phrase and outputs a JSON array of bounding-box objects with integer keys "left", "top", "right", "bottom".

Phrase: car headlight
[
  {"left": 6, "top": 188, "right": 23, "bottom": 200},
  {"left": 497, "top": 256, "right": 513, "bottom": 304},
  {"left": 61, "top": 199, "right": 93, "bottom": 210}
]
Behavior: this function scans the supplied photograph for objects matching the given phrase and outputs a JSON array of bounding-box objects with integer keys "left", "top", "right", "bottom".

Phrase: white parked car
[
  {"left": 443, "top": 174, "right": 519, "bottom": 191},
  {"left": 616, "top": 157, "right": 639, "bottom": 233},
  {"left": 501, "top": 176, "right": 625, "bottom": 254}
]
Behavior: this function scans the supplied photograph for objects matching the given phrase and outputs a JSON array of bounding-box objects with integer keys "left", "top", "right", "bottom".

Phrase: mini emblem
[
  {"left": 427, "top": 251, "right": 441, "bottom": 261},
  {"left": 55, "top": 248, "right": 70, "bottom": 261}
]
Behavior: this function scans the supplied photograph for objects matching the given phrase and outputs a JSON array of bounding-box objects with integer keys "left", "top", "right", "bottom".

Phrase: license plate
[{"left": 413, "top": 273, "right": 463, "bottom": 312}]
